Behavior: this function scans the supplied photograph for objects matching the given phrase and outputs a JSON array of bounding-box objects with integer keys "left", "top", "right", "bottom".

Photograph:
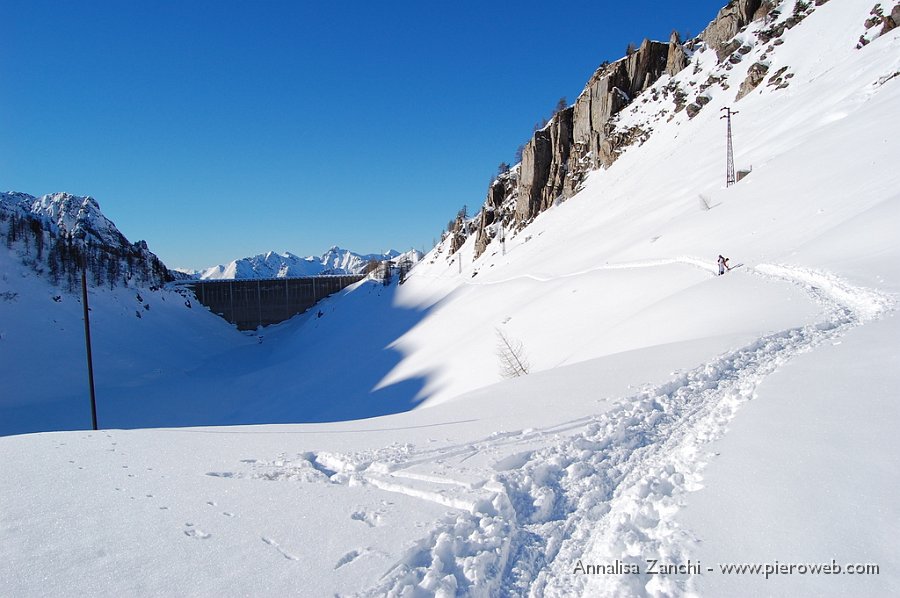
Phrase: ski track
[{"left": 236, "top": 260, "right": 892, "bottom": 597}]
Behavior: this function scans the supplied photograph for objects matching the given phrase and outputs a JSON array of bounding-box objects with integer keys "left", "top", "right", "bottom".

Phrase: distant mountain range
[
  {"left": 186, "top": 247, "right": 423, "bottom": 280},
  {"left": 1, "top": 191, "right": 423, "bottom": 286}
]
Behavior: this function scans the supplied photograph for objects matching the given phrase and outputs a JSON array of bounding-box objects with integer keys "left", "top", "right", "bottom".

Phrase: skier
[{"left": 717, "top": 254, "right": 730, "bottom": 276}]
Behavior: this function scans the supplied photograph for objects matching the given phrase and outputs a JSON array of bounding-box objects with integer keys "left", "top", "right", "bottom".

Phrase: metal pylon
[{"left": 720, "top": 107, "right": 738, "bottom": 187}]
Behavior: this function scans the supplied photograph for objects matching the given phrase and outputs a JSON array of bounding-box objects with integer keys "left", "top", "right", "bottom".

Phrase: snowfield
[{"left": 2, "top": 1, "right": 899, "bottom": 596}]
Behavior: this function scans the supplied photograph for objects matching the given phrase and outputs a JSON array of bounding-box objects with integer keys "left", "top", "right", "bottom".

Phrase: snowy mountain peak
[
  {"left": 1, "top": 191, "right": 172, "bottom": 289},
  {"left": 27, "top": 192, "right": 125, "bottom": 247},
  {"left": 197, "top": 247, "right": 422, "bottom": 280}
]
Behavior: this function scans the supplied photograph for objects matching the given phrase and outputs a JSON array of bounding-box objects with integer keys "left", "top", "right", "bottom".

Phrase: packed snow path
[{"left": 231, "top": 260, "right": 887, "bottom": 597}]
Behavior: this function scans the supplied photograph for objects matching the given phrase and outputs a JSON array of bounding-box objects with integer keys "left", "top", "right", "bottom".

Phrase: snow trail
[
  {"left": 213, "top": 263, "right": 889, "bottom": 597},
  {"left": 337, "top": 263, "right": 892, "bottom": 597}
]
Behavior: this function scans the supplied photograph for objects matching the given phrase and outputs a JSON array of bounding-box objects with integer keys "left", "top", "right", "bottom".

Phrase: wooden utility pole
[{"left": 81, "top": 255, "right": 98, "bottom": 431}]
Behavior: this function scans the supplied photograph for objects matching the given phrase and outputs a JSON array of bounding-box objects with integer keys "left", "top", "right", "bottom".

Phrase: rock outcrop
[
  {"left": 468, "top": 0, "right": 775, "bottom": 259},
  {"left": 881, "top": 4, "right": 900, "bottom": 35},
  {"left": 518, "top": 38, "right": 673, "bottom": 225},
  {"left": 474, "top": 170, "right": 517, "bottom": 258},
  {"left": 736, "top": 61, "right": 770, "bottom": 100},
  {"left": 701, "top": 0, "right": 765, "bottom": 60},
  {"left": 474, "top": 37, "right": 682, "bottom": 257},
  {"left": 666, "top": 31, "right": 688, "bottom": 76},
  {"left": 516, "top": 107, "right": 573, "bottom": 223}
]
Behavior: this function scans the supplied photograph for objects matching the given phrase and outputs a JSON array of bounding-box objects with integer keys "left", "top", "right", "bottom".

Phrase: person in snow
[{"left": 717, "top": 255, "right": 731, "bottom": 276}]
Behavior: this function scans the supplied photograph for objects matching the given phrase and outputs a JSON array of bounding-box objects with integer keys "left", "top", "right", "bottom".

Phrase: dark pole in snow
[
  {"left": 81, "top": 254, "right": 99, "bottom": 431},
  {"left": 721, "top": 107, "right": 738, "bottom": 187}
]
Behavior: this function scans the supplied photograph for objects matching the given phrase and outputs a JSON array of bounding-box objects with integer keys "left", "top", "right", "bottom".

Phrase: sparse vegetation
[
  {"left": 2, "top": 209, "right": 170, "bottom": 292},
  {"left": 496, "top": 328, "right": 530, "bottom": 378}
]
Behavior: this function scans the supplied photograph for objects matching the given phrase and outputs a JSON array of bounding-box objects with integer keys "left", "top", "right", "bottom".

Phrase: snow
[
  {"left": 2, "top": 0, "right": 900, "bottom": 595},
  {"left": 680, "top": 314, "right": 900, "bottom": 598},
  {"left": 195, "top": 246, "right": 421, "bottom": 280}
]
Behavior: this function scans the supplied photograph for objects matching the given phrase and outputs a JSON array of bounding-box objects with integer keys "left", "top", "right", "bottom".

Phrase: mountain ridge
[
  {"left": 191, "top": 246, "right": 422, "bottom": 280},
  {"left": 1, "top": 191, "right": 172, "bottom": 290},
  {"left": 1, "top": 191, "right": 423, "bottom": 286}
]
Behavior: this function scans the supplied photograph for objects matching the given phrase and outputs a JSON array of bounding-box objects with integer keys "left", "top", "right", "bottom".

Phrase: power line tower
[{"left": 720, "top": 107, "right": 739, "bottom": 187}]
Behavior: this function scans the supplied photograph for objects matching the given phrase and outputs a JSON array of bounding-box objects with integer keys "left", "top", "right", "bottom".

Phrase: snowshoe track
[{"left": 342, "top": 261, "right": 892, "bottom": 597}]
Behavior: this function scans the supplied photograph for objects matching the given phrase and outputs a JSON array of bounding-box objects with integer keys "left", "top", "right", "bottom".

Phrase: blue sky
[{"left": 1, "top": 0, "right": 726, "bottom": 270}]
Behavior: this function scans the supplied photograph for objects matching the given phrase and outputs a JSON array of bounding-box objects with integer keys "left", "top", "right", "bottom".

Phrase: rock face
[
  {"left": 472, "top": 37, "right": 682, "bottom": 256},
  {"left": 736, "top": 61, "right": 770, "bottom": 100},
  {"left": 666, "top": 31, "right": 688, "bottom": 76},
  {"left": 516, "top": 108, "right": 573, "bottom": 223},
  {"left": 514, "top": 39, "right": 673, "bottom": 226},
  {"left": 882, "top": 5, "right": 900, "bottom": 35},
  {"left": 474, "top": 171, "right": 517, "bottom": 258},
  {"left": 469, "top": 0, "right": 775, "bottom": 259},
  {"left": 701, "top": 0, "right": 764, "bottom": 60},
  {"left": 573, "top": 39, "right": 670, "bottom": 167}
]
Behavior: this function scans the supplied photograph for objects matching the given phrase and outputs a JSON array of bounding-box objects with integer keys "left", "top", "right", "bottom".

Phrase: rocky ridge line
[{"left": 467, "top": 0, "right": 772, "bottom": 259}]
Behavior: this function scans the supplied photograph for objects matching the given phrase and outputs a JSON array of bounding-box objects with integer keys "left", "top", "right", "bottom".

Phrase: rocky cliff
[
  {"left": 468, "top": 0, "right": 778, "bottom": 259},
  {"left": 472, "top": 37, "right": 677, "bottom": 257},
  {"left": 701, "top": 0, "right": 767, "bottom": 60}
]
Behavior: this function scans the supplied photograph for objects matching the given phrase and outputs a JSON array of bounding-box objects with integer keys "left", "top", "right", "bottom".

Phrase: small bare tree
[
  {"left": 553, "top": 97, "right": 567, "bottom": 115},
  {"left": 496, "top": 328, "right": 530, "bottom": 378},
  {"left": 514, "top": 143, "right": 526, "bottom": 164}
]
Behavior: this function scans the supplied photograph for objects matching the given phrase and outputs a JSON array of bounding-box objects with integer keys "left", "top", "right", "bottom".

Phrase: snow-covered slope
[
  {"left": 195, "top": 247, "right": 422, "bottom": 279},
  {"left": 1, "top": 191, "right": 173, "bottom": 289},
  {"left": 1, "top": 1, "right": 899, "bottom": 596}
]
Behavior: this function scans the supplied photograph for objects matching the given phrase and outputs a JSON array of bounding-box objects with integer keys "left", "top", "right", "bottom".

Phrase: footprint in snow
[
  {"left": 350, "top": 510, "right": 383, "bottom": 527},
  {"left": 334, "top": 549, "right": 365, "bottom": 570},
  {"left": 183, "top": 523, "right": 211, "bottom": 540}
]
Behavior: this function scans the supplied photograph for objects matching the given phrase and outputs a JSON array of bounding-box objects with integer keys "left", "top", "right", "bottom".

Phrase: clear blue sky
[{"left": 1, "top": 0, "right": 726, "bottom": 270}]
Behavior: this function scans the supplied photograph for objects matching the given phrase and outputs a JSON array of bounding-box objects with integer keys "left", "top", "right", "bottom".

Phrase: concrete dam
[{"left": 184, "top": 275, "right": 365, "bottom": 330}]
